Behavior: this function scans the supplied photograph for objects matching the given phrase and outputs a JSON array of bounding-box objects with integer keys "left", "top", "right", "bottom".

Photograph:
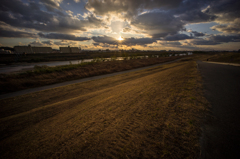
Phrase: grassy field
[
  {"left": 0, "top": 56, "right": 181, "bottom": 94},
  {"left": 0, "top": 51, "right": 174, "bottom": 64},
  {"left": 0, "top": 60, "right": 208, "bottom": 158},
  {"left": 204, "top": 52, "right": 240, "bottom": 63}
]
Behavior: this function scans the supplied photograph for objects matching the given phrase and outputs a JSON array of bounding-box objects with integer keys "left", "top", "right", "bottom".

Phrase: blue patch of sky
[
  {"left": 185, "top": 22, "right": 220, "bottom": 35},
  {"left": 138, "top": 8, "right": 167, "bottom": 16}
]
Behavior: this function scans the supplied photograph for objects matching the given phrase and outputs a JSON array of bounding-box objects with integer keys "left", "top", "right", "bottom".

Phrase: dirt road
[
  {"left": 197, "top": 61, "right": 240, "bottom": 159},
  {"left": 0, "top": 60, "right": 206, "bottom": 158}
]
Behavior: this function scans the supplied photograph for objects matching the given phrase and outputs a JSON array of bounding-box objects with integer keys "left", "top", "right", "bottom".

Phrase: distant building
[
  {"left": 32, "top": 47, "right": 52, "bottom": 53},
  {"left": 14, "top": 45, "right": 52, "bottom": 53},
  {"left": 14, "top": 45, "right": 33, "bottom": 53},
  {"left": 60, "top": 46, "right": 81, "bottom": 53}
]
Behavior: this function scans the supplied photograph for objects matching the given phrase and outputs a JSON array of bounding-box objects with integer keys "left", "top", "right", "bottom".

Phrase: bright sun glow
[{"left": 118, "top": 36, "right": 124, "bottom": 41}]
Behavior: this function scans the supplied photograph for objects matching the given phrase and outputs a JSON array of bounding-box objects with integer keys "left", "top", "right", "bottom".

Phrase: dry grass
[
  {"left": 0, "top": 60, "right": 208, "bottom": 158},
  {"left": 0, "top": 56, "right": 181, "bottom": 94},
  {"left": 0, "top": 51, "right": 176, "bottom": 64},
  {"left": 206, "top": 52, "right": 240, "bottom": 64}
]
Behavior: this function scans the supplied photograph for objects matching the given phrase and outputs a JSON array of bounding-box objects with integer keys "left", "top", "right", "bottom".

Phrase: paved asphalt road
[
  {"left": 0, "top": 58, "right": 183, "bottom": 100},
  {"left": 197, "top": 61, "right": 240, "bottom": 159}
]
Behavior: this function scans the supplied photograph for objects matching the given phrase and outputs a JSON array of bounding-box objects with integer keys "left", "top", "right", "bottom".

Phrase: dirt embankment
[
  {"left": 0, "top": 60, "right": 208, "bottom": 158},
  {"left": 0, "top": 56, "right": 181, "bottom": 94},
  {"left": 205, "top": 52, "right": 240, "bottom": 64}
]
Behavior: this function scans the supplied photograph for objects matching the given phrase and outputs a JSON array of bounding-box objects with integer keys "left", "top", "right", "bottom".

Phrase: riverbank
[
  {"left": 0, "top": 56, "right": 183, "bottom": 94},
  {"left": 0, "top": 51, "right": 173, "bottom": 64}
]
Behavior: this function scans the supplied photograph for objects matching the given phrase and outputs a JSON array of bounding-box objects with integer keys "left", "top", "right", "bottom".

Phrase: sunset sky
[{"left": 0, "top": 0, "right": 240, "bottom": 50}]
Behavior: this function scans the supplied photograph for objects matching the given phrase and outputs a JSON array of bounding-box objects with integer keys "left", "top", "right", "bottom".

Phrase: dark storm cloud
[
  {"left": 92, "top": 36, "right": 117, "bottom": 45},
  {"left": 211, "top": 19, "right": 240, "bottom": 34},
  {"left": 191, "top": 31, "right": 205, "bottom": 37},
  {"left": 190, "top": 39, "right": 221, "bottom": 45},
  {"left": 0, "top": 27, "right": 37, "bottom": 38},
  {"left": 85, "top": 0, "right": 215, "bottom": 33},
  {"left": 38, "top": 33, "right": 91, "bottom": 41},
  {"left": 0, "top": 0, "right": 38, "bottom": 15},
  {"left": 205, "top": 0, "right": 240, "bottom": 22},
  {"left": 40, "top": 0, "right": 61, "bottom": 11},
  {"left": 92, "top": 36, "right": 156, "bottom": 46},
  {"left": 0, "top": 11, "right": 86, "bottom": 32},
  {"left": 124, "top": 37, "right": 157, "bottom": 46},
  {"left": 0, "top": 0, "right": 104, "bottom": 33},
  {"left": 204, "top": 0, "right": 240, "bottom": 34},
  {"left": 0, "top": 0, "right": 240, "bottom": 49},
  {"left": 0, "top": 0, "right": 54, "bottom": 23},
  {"left": 87, "top": 14, "right": 103, "bottom": 27},
  {"left": 85, "top": 0, "right": 239, "bottom": 40},
  {"left": 171, "top": 0, "right": 216, "bottom": 23},
  {"left": 178, "top": 10, "right": 216, "bottom": 23},
  {"left": 163, "top": 34, "right": 193, "bottom": 41},
  {"left": 131, "top": 12, "right": 184, "bottom": 38},
  {"left": 85, "top": 0, "right": 183, "bottom": 19},
  {"left": 209, "top": 35, "right": 240, "bottom": 43}
]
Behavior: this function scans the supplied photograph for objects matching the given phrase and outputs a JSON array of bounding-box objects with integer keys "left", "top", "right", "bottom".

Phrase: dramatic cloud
[
  {"left": 163, "top": 34, "right": 193, "bottom": 41},
  {"left": 131, "top": 12, "right": 184, "bottom": 38},
  {"left": 0, "top": 0, "right": 104, "bottom": 33},
  {"left": 0, "top": 28, "right": 37, "bottom": 38},
  {"left": 92, "top": 36, "right": 118, "bottom": 45},
  {"left": 38, "top": 33, "right": 91, "bottom": 41},
  {"left": 205, "top": 0, "right": 240, "bottom": 22},
  {"left": 211, "top": 19, "right": 240, "bottom": 34},
  {"left": 124, "top": 37, "right": 157, "bottom": 46},
  {"left": 40, "top": 0, "right": 63, "bottom": 11},
  {"left": 92, "top": 36, "right": 156, "bottom": 46},
  {"left": 178, "top": 10, "right": 216, "bottom": 23},
  {"left": 0, "top": 0, "right": 240, "bottom": 50},
  {"left": 191, "top": 31, "right": 205, "bottom": 37},
  {"left": 209, "top": 34, "right": 240, "bottom": 43},
  {"left": 85, "top": 0, "right": 183, "bottom": 20},
  {"left": 190, "top": 39, "right": 221, "bottom": 45}
]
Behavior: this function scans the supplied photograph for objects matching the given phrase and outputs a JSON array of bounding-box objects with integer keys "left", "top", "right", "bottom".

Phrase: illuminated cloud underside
[{"left": 0, "top": 0, "right": 239, "bottom": 50}]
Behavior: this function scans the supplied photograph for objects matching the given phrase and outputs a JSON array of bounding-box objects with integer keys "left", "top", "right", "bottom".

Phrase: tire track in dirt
[{"left": 0, "top": 61, "right": 205, "bottom": 159}]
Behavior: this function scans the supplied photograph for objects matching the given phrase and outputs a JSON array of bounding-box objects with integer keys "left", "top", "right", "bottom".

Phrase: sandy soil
[{"left": 0, "top": 60, "right": 208, "bottom": 158}]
